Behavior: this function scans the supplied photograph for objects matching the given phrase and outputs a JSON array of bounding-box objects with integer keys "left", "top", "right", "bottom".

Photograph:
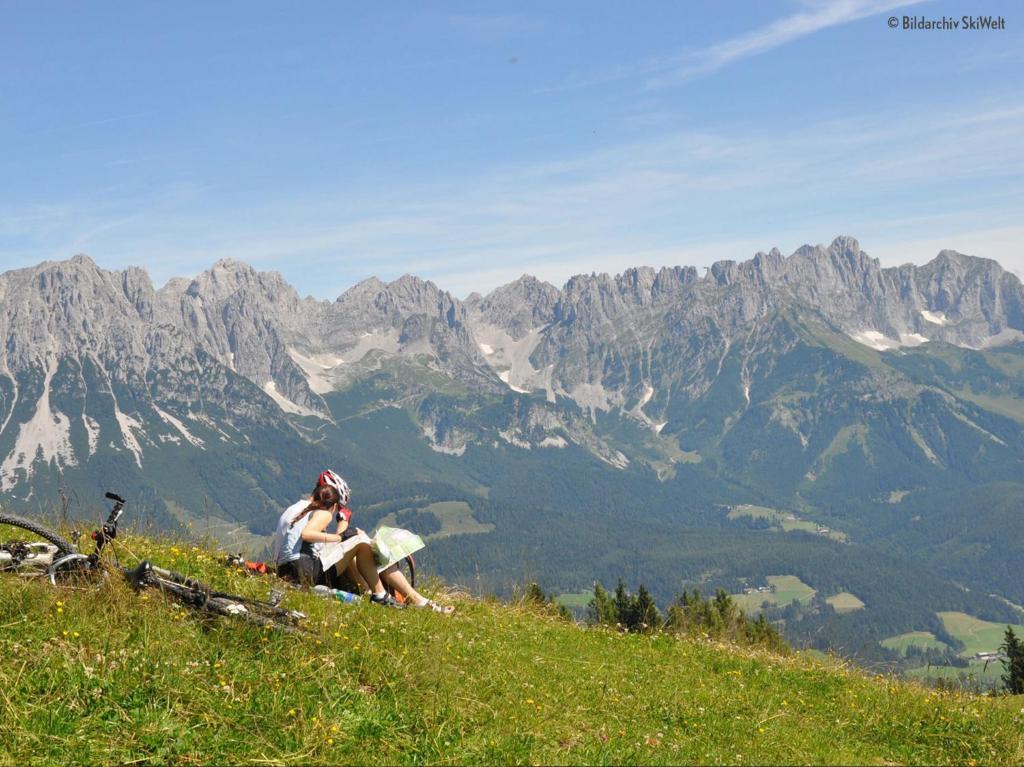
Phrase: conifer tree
[
  {"left": 614, "top": 579, "right": 635, "bottom": 629},
  {"left": 634, "top": 584, "right": 662, "bottom": 631},
  {"left": 1000, "top": 626, "right": 1024, "bottom": 694},
  {"left": 588, "top": 581, "right": 618, "bottom": 626}
]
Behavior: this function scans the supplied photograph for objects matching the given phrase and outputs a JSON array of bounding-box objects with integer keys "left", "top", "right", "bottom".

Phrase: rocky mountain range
[
  {"left": 2, "top": 237, "right": 1024, "bottom": 654},
  {"left": 1, "top": 236, "right": 1021, "bottom": 494}
]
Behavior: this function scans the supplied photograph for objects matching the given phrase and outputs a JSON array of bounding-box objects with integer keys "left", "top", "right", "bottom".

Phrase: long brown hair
[{"left": 289, "top": 484, "right": 341, "bottom": 528}]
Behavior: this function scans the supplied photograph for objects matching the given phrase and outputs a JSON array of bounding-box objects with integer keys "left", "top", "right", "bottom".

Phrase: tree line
[{"left": 521, "top": 579, "right": 787, "bottom": 654}]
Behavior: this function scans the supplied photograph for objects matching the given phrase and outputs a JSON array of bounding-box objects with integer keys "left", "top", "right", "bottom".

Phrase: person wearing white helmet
[
  {"left": 272, "top": 477, "right": 402, "bottom": 608},
  {"left": 317, "top": 470, "right": 351, "bottom": 506},
  {"left": 317, "top": 469, "right": 454, "bottom": 614}
]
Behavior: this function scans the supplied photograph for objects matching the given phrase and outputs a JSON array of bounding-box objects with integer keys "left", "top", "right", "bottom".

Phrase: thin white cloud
[
  {"left": 544, "top": 0, "right": 928, "bottom": 92},
  {"left": 2, "top": 92, "right": 1020, "bottom": 298},
  {"left": 649, "top": 0, "right": 928, "bottom": 87}
]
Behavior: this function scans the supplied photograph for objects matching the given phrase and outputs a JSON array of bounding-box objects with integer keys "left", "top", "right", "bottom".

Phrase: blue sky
[{"left": 1, "top": 0, "right": 1021, "bottom": 298}]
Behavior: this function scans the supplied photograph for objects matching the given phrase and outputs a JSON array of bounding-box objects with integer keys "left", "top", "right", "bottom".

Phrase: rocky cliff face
[{"left": 1, "top": 236, "right": 1022, "bottom": 503}]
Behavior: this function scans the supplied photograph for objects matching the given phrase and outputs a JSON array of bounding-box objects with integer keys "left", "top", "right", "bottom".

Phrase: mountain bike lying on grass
[{"left": 0, "top": 493, "right": 307, "bottom": 633}]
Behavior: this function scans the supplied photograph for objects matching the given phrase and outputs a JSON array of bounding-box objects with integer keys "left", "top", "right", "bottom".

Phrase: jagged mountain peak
[
  {"left": 470, "top": 275, "right": 561, "bottom": 340},
  {"left": 186, "top": 259, "right": 297, "bottom": 303},
  {"left": 337, "top": 276, "right": 387, "bottom": 302},
  {"left": 69, "top": 253, "right": 98, "bottom": 267}
]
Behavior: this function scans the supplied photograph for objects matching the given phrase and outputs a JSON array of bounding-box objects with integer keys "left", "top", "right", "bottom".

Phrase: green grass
[
  {"left": 734, "top": 575, "right": 816, "bottom": 613},
  {"left": 905, "top": 660, "right": 1005, "bottom": 689},
  {"left": 952, "top": 388, "right": 1024, "bottom": 425},
  {"left": 727, "top": 504, "right": 779, "bottom": 521},
  {"left": 825, "top": 592, "right": 865, "bottom": 614},
  {"left": 816, "top": 425, "right": 870, "bottom": 467},
  {"left": 2, "top": 536, "right": 1024, "bottom": 765},
  {"left": 727, "top": 506, "right": 847, "bottom": 542},
  {"left": 380, "top": 501, "right": 494, "bottom": 540},
  {"left": 938, "top": 611, "right": 1024, "bottom": 657},
  {"left": 881, "top": 631, "right": 948, "bottom": 654},
  {"left": 555, "top": 591, "right": 593, "bottom": 609}
]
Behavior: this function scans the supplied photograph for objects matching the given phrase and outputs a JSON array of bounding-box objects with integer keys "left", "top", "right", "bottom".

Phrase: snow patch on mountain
[
  {"left": 599, "top": 449, "right": 630, "bottom": 469},
  {"left": 189, "top": 411, "right": 234, "bottom": 443},
  {"left": 538, "top": 435, "right": 567, "bottom": 448},
  {"left": 0, "top": 359, "right": 76, "bottom": 490},
  {"left": 288, "top": 348, "right": 345, "bottom": 394},
  {"left": 638, "top": 384, "right": 654, "bottom": 410},
  {"left": 472, "top": 325, "right": 546, "bottom": 394},
  {"left": 921, "top": 310, "right": 949, "bottom": 325},
  {"left": 850, "top": 330, "right": 900, "bottom": 351},
  {"left": 498, "top": 370, "right": 531, "bottom": 394},
  {"left": 82, "top": 414, "right": 100, "bottom": 456},
  {"left": 498, "top": 428, "right": 532, "bottom": 449},
  {"left": 900, "top": 333, "right": 929, "bottom": 346},
  {"left": 114, "top": 407, "right": 145, "bottom": 468},
  {"left": 0, "top": 376, "right": 17, "bottom": 437},
  {"left": 263, "top": 382, "right": 321, "bottom": 418},
  {"left": 155, "top": 407, "right": 205, "bottom": 449}
]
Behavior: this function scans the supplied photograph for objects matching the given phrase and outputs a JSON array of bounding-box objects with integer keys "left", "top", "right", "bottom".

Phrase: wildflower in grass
[{"left": 73, "top": 631, "right": 79, "bottom": 638}]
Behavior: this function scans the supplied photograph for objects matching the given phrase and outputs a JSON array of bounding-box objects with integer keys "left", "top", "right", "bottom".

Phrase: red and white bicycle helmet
[{"left": 317, "top": 469, "right": 351, "bottom": 506}]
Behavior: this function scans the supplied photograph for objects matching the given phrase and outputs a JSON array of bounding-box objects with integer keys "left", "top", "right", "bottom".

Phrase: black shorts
[
  {"left": 277, "top": 552, "right": 346, "bottom": 589},
  {"left": 277, "top": 553, "right": 324, "bottom": 586}
]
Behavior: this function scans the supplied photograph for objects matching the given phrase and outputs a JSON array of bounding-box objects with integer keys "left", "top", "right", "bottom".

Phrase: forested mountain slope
[{"left": 1, "top": 237, "right": 1022, "bottom": 662}]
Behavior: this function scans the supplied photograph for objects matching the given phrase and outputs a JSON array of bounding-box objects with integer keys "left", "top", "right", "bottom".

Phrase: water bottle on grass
[{"left": 312, "top": 584, "right": 359, "bottom": 604}]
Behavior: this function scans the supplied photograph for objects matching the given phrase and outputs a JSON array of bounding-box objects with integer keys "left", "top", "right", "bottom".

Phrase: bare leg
[
  {"left": 381, "top": 564, "right": 428, "bottom": 606},
  {"left": 381, "top": 564, "right": 454, "bottom": 613},
  {"left": 352, "top": 544, "right": 387, "bottom": 596},
  {"left": 345, "top": 559, "right": 369, "bottom": 592}
]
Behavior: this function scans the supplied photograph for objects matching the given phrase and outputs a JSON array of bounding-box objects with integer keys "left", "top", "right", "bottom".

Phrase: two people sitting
[{"left": 272, "top": 470, "right": 453, "bottom": 613}]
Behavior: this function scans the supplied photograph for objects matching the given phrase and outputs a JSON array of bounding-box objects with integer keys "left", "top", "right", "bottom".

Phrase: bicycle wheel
[
  {"left": 0, "top": 514, "right": 75, "bottom": 555},
  {"left": 0, "top": 514, "right": 75, "bottom": 574}
]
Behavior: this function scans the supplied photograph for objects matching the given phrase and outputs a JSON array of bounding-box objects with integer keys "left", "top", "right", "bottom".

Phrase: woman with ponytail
[{"left": 272, "top": 483, "right": 403, "bottom": 607}]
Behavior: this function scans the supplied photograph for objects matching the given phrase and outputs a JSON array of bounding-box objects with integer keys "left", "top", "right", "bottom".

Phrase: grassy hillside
[{"left": 1, "top": 535, "right": 1023, "bottom": 765}]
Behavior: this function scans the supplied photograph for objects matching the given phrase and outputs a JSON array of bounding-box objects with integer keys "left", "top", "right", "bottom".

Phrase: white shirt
[{"left": 272, "top": 499, "right": 322, "bottom": 565}]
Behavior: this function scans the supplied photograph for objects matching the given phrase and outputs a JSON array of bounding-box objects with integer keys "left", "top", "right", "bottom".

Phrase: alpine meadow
[{"left": 3, "top": 0, "right": 1024, "bottom": 764}]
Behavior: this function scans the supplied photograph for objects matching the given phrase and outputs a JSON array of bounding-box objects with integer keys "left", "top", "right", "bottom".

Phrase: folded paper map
[{"left": 318, "top": 526, "right": 426, "bottom": 572}]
